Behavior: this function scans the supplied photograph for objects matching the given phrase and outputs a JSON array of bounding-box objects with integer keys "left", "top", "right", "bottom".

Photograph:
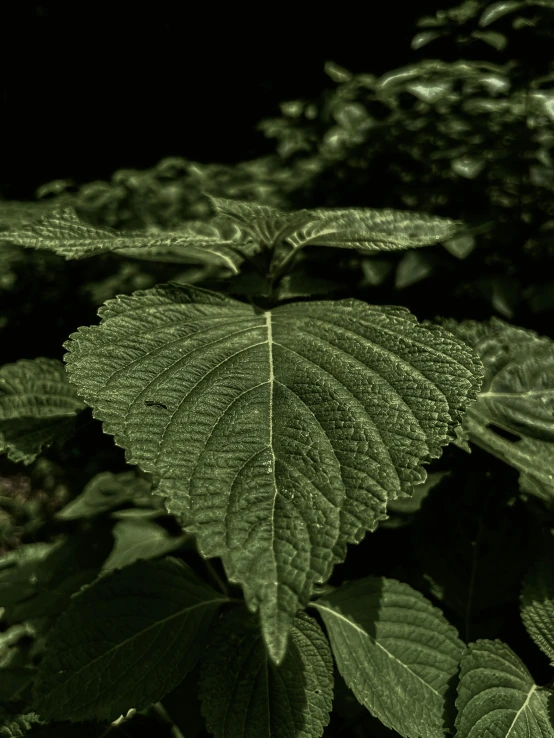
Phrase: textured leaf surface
[
  {"left": 64, "top": 282, "right": 481, "bottom": 663},
  {"left": 2, "top": 208, "right": 247, "bottom": 273},
  {"left": 443, "top": 318, "right": 554, "bottom": 499},
  {"left": 314, "top": 577, "right": 463, "bottom": 738},
  {"left": 32, "top": 557, "right": 228, "bottom": 722},
  {"left": 199, "top": 607, "right": 333, "bottom": 738},
  {"left": 0, "top": 359, "right": 86, "bottom": 463},
  {"left": 56, "top": 471, "right": 158, "bottom": 520},
  {"left": 521, "top": 540, "right": 554, "bottom": 666},
  {"left": 210, "top": 196, "right": 462, "bottom": 255},
  {"left": 455, "top": 639, "right": 554, "bottom": 738}
]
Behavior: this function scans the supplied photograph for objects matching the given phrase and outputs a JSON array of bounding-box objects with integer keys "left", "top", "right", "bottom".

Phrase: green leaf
[
  {"left": 455, "top": 639, "right": 554, "bottom": 737},
  {"left": 0, "top": 200, "right": 65, "bottom": 232},
  {"left": 313, "top": 576, "right": 464, "bottom": 738},
  {"left": 443, "top": 234, "right": 476, "bottom": 260},
  {"left": 32, "top": 557, "right": 228, "bottom": 722},
  {"left": 0, "top": 359, "right": 86, "bottom": 464},
  {"left": 56, "top": 471, "right": 158, "bottom": 520},
  {"left": 199, "top": 607, "right": 333, "bottom": 738},
  {"left": 324, "top": 60, "right": 353, "bottom": 82},
  {"left": 101, "top": 518, "right": 188, "bottom": 571},
  {"left": 284, "top": 207, "right": 462, "bottom": 254},
  {"left": 395, "top": 251, "right": 435, "bottom": 289},
  {"left": 451, "top": 156, "right": 486, "bottom": 179},
  {"left": 471, "top": 29, "right": 509, "bottom": 50},
  {"left": 208, "top": 196, "right": 311, "bottom": 249},
  {"left": 444, "top": 318, "right": 554, "bottom": 497},
  {"left": 521, "top": 540, "right": 554, "bottom": 666},
  {"left": 2, "top": 208, "right": 247, "bottom": 274},
  {"left": 361, "top": 257, "right": 394, "bottom": 286},
  {"left": 0, "top": 543, "right": 54, "bottom": 614},
  {"left": 209, "top": 197, "right": 462, "bottom": 258},
  {"left": 479, "top": 1, "right": 527, "bottom": 27},
  {"left": 63, "top": 282, "right": 482, "bottom": 663},
  {"left": 410, "top": 30, "right": 443, "bottom": 50}
]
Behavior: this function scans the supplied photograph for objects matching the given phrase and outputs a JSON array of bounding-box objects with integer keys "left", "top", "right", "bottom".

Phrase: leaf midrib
[{"left": 313, "top": 602, "right": 444, "bottom": 699}]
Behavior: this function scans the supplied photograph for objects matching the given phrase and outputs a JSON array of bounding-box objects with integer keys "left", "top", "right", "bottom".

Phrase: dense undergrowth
[{"left": 2, "top": 1, "right": 554, "bottom": 736}]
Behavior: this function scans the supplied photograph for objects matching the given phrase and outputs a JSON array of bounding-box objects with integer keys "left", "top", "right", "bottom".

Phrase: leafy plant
[{"left": 2, "top": 1, "right": 554, "bottom": 736}]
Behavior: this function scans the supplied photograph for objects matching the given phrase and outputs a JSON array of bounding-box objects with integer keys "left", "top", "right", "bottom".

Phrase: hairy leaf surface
[
  {"left": 313, "top": 577, "right": 463, "bottom": 738},
  {"left": 455, "top": 639, "right": 554, "bottom": 738},
  {"left": 63, "top": 282, "right": 481, "bottom": 662},
  {"left": 521, "top": 541, "right": 554, "bottom": 666},
  {"left": 0, "top": 359, "right": 86, "bottom": 463},
  {"left": 199, "top": 607, "right": 333, "bottom": 738},
  {"left": 32, "top": 557, "right": 228, "bottom": 722},
  {"left": 2, "top": 208, "right": 248, "bottom": 274}
]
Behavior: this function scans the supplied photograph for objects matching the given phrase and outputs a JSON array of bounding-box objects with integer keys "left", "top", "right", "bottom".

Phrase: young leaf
[
  {"left": 208, "top": 196, "right": 311, "bottom": 247},
  {"left": 455, "top": 639, "right": 554, "bottom": 738},
  {"left": 199, "top": 607, "right": 333, "bottom": 738},
  {"left": 521, "top": 541, "right": 554, "bottom": 666},
  {"left": 2, "top": 208, "right": 248, "bottom": 274},
  {"left": 313, "top": 576, "right": 463, "bottom": 738},
  {"left": 443, "top": 318, "right": 554, "bottom": 499},
  {"left": 32, "top": 557, "right": 229, "bottom": 722},
  {"left": 63, "top": 283, "right": 482, "bottom": 664},
  {"left": 283, "top": 207, "right": 462, "bottom": 254},
  {"left": 209, "top": 196, "right": 462, "bottom": 257},
  {"left": 0, "top": 358, "right": 86, "bottom": 464}
]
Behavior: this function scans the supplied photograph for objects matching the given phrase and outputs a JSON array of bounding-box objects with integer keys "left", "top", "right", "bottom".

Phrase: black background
[{"left": 2, "top": 1, "right": 446, "bottom": 199}]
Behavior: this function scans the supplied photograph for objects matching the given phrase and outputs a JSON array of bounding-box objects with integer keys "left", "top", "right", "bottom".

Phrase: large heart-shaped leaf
[{"left": 64, "top": 283, "right": 482, "bottom": 663}]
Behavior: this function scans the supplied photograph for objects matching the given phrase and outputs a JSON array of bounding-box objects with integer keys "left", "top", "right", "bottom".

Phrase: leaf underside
[{"left": 64, "top": 282, "right": 482, "bottom": 663}]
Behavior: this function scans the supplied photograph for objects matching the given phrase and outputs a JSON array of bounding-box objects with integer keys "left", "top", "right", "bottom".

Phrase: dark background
[{"left": 2, "top": 1, "right": 448, "bottom": 200}]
